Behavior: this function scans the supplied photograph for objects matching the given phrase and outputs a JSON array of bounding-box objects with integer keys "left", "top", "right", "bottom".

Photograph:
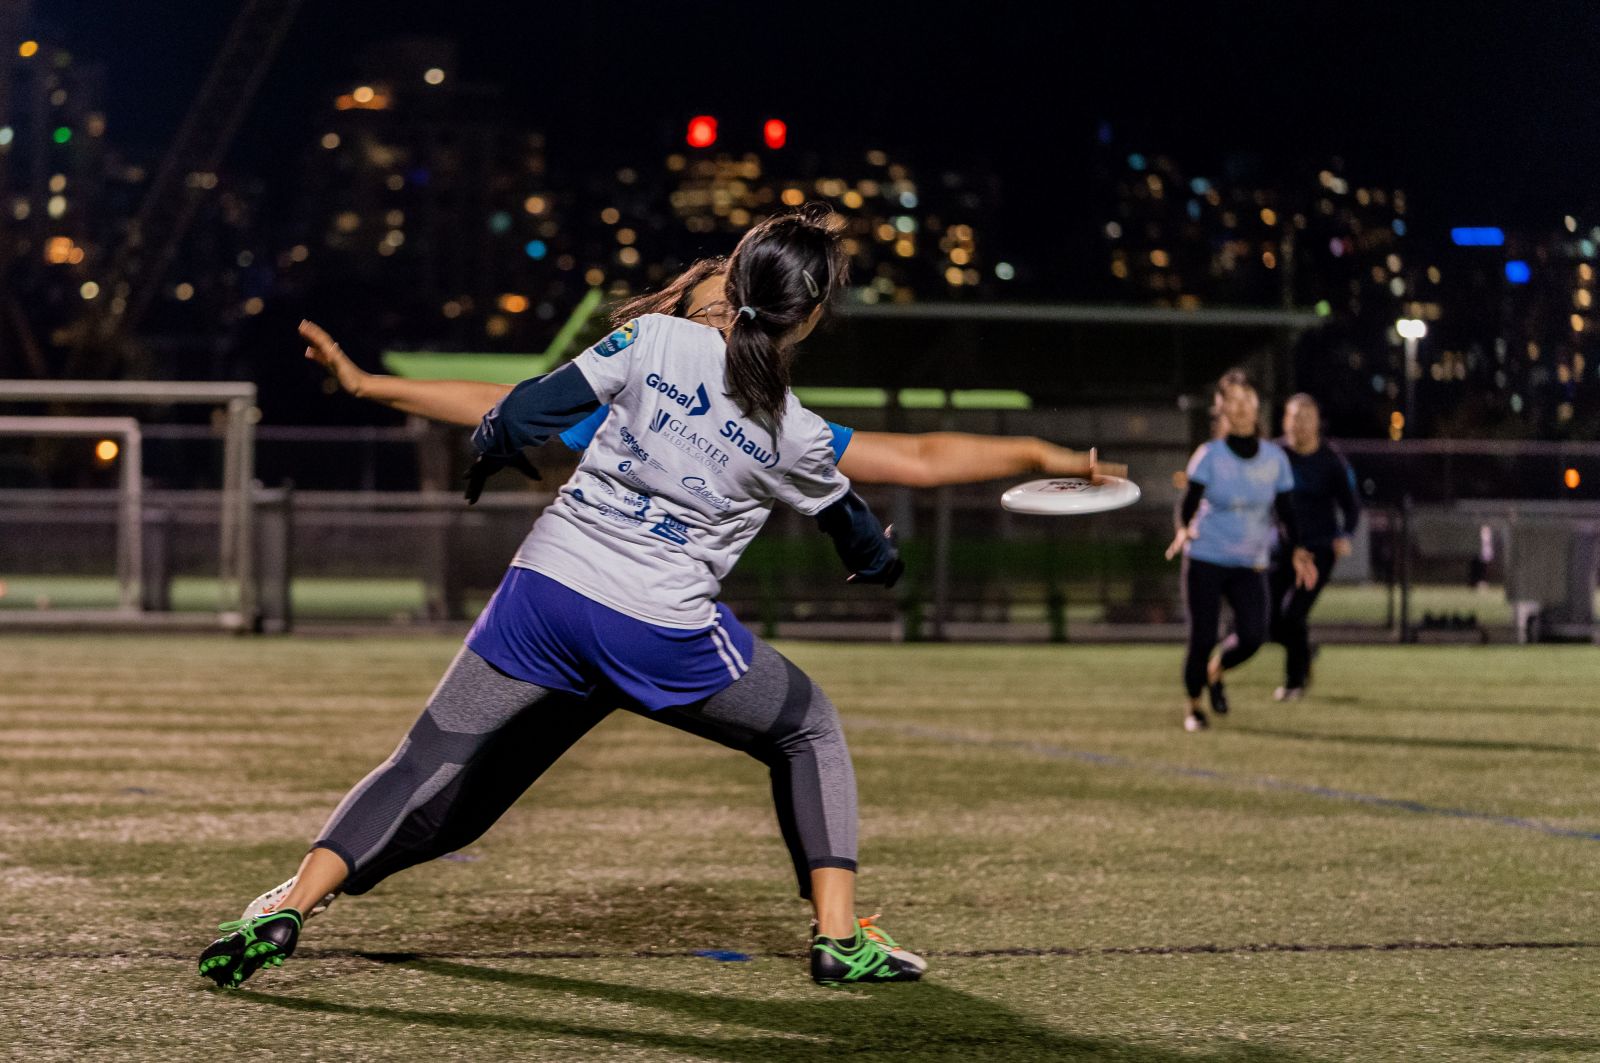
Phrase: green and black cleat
[
  {"left": 811, "top": 924, "right": 925, "bottom": 985},
  {"left": 197, "top": 908, "right": 302, "bottom": 989}
]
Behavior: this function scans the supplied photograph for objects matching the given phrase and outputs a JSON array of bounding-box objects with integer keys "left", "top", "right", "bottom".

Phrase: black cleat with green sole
[
  {"left": 197, "top": 908, "right": 302, "bottom": 989},
  {"left": 810, "top": 929, "right": 924, "bottom": 985}
]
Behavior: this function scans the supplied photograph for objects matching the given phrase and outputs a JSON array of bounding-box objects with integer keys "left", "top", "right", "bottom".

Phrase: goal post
[{"left": 0, "top": 381, "right": 257, "bottom": 630}]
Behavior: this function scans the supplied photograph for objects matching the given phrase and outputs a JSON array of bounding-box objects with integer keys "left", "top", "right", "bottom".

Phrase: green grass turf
[
  {"left": 0, "top": 574, "right": 1556, "bottom": 628},
  {"left": 3, "top": 636, "right": 1599, "bottom": 1060}
]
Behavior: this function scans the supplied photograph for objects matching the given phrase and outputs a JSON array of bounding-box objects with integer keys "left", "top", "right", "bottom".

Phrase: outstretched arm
[
  {"left": 838, "top": 431, "right": 1126, "bottom": 488},
  {"left": 300, "top": 319, "right": 511, "bottom": 426}
]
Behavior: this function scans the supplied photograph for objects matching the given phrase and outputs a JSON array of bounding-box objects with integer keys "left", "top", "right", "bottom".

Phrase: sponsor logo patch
[
  {"left": 720, "top": 420, "right": 781, "bottom": 470},
  {"left": 645, "top": 372, "right": 711, "bottom": 415},
  {"left": 681, "top": 476, "right": 734, "bottom": 511},
  {"left": 591, "top": 320, "right": 638, "bottom": 358},
  {"left": 618, "top": 426, "right": 651, "bottom": 464},
  {"left": 649, "top": 515, "right": 692, "bottom": 545},
  {"left": 648, "top": 410, "right": 734, "bottom": 473}
]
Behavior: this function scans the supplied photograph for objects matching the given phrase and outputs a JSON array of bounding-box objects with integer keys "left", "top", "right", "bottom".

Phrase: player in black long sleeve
[{"left": 1269, "top": 394, "right": 1361, "bottom": 700}]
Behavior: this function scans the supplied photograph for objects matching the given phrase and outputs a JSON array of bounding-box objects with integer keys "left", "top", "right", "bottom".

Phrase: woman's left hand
[{"left": 1292, "top": 547, "right": 1320, "bottom": 590}]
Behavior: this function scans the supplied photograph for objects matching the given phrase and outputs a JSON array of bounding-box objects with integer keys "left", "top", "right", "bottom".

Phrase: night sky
[{"left": 38, "top": 1, "right": 1600, "bottom": 289}]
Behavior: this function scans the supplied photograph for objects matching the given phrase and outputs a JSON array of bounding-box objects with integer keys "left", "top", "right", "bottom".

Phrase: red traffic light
[
  {"left": 686, "top": 115, "right": 717, "bottom": 149},
  {"left": 763, "top": 118, "right": 787, "bottom": 150}
]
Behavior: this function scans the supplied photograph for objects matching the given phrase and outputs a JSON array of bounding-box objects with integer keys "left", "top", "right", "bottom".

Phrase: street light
[{"left": 1396, "top": 318, "right": 1427, "bottom": 438}]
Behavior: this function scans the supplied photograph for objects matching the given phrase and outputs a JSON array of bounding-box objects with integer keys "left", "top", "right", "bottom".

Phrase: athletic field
[{"left": 5, "top": 635, "right": 1599, "bottom": 1061}]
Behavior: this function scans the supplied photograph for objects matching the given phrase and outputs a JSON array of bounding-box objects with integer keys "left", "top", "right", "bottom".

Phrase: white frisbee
[{"left": 1000, "top": 475, "right": 1142, "bottom": 516}]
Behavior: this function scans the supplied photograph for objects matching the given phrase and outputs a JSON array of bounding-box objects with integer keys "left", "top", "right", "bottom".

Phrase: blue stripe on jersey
[
  {"left": 559, "top": 405, "right": 611, "bottom": 450},
  {"left": 560, "top": 402, "right": 854, "bottom": 463},
  {"left": 827, "top": 421, "right": 854, "bottom": 462}
]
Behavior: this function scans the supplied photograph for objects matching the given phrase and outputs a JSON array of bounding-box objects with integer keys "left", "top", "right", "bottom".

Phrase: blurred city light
[
  {"left": 686, "top": 115, "right": 717, "bottom": 149},
  {"left": 18, "top": 40, "right": 37, "bottom": 58},
  {"left": 1450, "top": 227, "right": 1504, "bottom": 246},
  {"left": 423, "top": 68, "right": 445, "bottom": 85},
  {"left": 1565, "top": 468, "right": 1582, "bottom": 490},
  {"left": 94, "top": 440, "right": 119, "bottom": 462},
  {"left": 1505, "top": 260, "right": 1531, "bottom": 284},
  {"left": 763, "top": 119, "right": 787, "bottom": 150},
  {"left": 1396, "top": 318, "right": 1428, "bottom": 339}
]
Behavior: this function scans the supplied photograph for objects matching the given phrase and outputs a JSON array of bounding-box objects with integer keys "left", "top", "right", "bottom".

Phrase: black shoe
[
  {"left": 1207, "top": 678, "right": 1229, "bottom": 716},
  {"left": 1183, "top": 708, "right": 1209, "bottom": 732},
  {"left": 197, "top": 908, "right": 302, "bottom": 989},
  {"left": 811, "top": 929, "right": 924, "bottom": 984}
]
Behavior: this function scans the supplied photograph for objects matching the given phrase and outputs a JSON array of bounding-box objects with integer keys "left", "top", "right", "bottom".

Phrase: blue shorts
[{"left": 465, "top": 567, "right": 756, "bottom": 712}]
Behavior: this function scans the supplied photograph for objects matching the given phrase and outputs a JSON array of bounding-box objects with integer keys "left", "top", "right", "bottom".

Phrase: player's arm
[
  {"left": 1273, "top": 493, "right": 1319, "bottom": 589},
  {"left": 839, "top": 431, "right": 1126, "bottom": 487},
  {"left": 1165, "top": 479, "right": 1206, "bottom": 560},
  {"left": 300, "top": 319, "right": 511, "bottom": 426},
  {"left": 1332, "top": 454, "right": 1362, "bottom": 557},
  {"left": 466, "top": 364, "right": 603, "bottom": 502},
  {"left": 816, "top": 491, "right": 903, "bottom": 587}
]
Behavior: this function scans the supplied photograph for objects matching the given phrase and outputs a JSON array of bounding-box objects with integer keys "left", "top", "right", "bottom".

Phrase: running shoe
[
  {"left": 197, "top": 908, "right": 302, "bottom": 989},
  {"left": 1207, "top": 678, "right": 1230, "bottom": 716},
  {"left": 1273, "top": 686, "right": 1305, "bottom": 703},
  {"left": 810, "top": 914, "right": 928, "bottom": 974},
  {"left": 242, "top": 875, "right": 336, "bottom": 920},
  {"left": 1184, "top": 708, "right": 1209, "bottom": 732},
  {"left": 811, "top": 923, "right": 924, "bottom": 984}
]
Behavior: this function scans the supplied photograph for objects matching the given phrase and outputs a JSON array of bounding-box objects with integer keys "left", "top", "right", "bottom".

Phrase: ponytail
[{"left": 721, "top": 205, "right": 847, "bottom": 426}]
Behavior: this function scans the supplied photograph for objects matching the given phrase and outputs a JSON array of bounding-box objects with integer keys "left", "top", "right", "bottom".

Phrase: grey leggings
[{"left": 314, "top": 638, "right": 857, "bottom": 899}]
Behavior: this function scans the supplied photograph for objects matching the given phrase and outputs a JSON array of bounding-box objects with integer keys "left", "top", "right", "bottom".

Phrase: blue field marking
[
  {"left": 693, "top": 949, "right": 752, "bottom": 962},
  {"left": 858, "top": 721, "right": 1600, "bottom": 844}
]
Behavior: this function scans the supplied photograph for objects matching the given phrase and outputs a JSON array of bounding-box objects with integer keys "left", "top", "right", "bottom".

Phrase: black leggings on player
[
  {"left": 1182, "top": 557, "right": 1270, "bottom": 698},
  {"left": 314, "top": 638, "right": 857, "bottom": 901},
  {"left": 1270, "top": 546, "right": 1337, "bottom": 689}
]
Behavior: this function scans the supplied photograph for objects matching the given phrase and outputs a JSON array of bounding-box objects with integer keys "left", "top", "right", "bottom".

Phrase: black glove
[
  {"left": 463, "top": 449, "right": 542, "bottom": 504},
  {"left": 844, "top": 522, "right": 903, "bottom": 588},
  {"left": 846, "top": 556, "right": 905, "bottom": 589}
]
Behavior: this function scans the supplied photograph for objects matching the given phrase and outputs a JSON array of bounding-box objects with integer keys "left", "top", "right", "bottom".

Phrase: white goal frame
[{"left": 0, "top": 381, "right": 256, "bottom": 630}]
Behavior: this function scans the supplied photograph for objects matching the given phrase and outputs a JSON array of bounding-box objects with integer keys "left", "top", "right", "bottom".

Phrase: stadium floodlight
[{"left": 1396, "top": 318, "right": 1427, "bottom": 340}]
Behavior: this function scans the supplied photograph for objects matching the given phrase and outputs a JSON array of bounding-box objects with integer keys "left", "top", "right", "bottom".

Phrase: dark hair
[
  {"left": 722, "top": 204, "right": 847, "bottom": 426},
  {"left": 610, "top": 256, "right": 728, "bottom": 326}
]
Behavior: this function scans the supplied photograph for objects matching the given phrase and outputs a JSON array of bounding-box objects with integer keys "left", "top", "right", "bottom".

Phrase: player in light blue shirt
[{"left": 1166, "top": 371, "right": 1317, "bottom": 732}]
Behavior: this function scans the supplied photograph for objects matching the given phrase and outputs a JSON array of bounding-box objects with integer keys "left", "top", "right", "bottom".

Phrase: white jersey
[{"left": 512, "top": 314, "right": 850, "bottom": 628}]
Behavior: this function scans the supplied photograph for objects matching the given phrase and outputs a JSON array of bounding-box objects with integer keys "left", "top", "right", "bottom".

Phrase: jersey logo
[
  {"left": 645, "top": 372, "right": 711, "bottom": 415},
  {"left": 649, "top": 516, "right": 691, "bottom": 545},
  {"left": 720, "top": 419, "right": 781, "bottom": 470},
  {"left": 592, "top": 320, "right": 638, "bottom": 358}
]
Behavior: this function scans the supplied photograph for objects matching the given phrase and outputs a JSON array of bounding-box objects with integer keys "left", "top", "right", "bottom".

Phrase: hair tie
[{"left": 737, "top": 306, "right": 757, "bottom": 321}]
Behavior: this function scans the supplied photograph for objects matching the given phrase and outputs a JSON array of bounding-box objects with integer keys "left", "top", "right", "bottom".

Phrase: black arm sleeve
[
  {"left": 1334, "top": 456, "right": 1361, "bottom": 536},
  {"left": 1274, "top": 491, "right": 1301, "bottom": 550},
  {"left": 464, "top": 363, "right": 602, "bottom": 503},
  {"left": 471, "top": 363, "right": 601, "bottom": 458},
  {"left": 1178, "top": 480, "right": 1205, "bottom": 526},
  {"left": 815, "top": 490, "right": 903, "bottom": 587}
]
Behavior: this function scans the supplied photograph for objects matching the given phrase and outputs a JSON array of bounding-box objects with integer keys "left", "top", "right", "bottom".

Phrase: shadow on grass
[
  {"left": 1470, "top": 1034, "right": 1600, "bottom": 1054},
  {"left": 1235, "top": 726, "right": 1597, "bottom": 757},
  {"left": 238, "top": 957, "right": 1319, "bottom": 1062}
]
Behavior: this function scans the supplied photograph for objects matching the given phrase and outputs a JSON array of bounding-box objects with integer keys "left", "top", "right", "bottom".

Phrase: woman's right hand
[
  {"left": 1164, "top": 526, "right": 1191, "bottom": 561},
  {"left": 300, "top": 319, "right": 369, "bottom": 397}
]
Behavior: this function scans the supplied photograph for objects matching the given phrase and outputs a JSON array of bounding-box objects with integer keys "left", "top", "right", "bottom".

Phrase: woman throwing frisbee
[
  {"left": 1165, "top": 370, "right": 1316, "bottom": 732},
  {"left": 198, "top": 208, "right": 926, "bottom": 988},
  {"left": 245, "top": 253, "right": 1127, "bottom": 948}
]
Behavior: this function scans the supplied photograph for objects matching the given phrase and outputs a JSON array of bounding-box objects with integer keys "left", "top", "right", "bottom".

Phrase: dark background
[{"left": 40, "top": 1, "right": 1600, "bottom": 290}]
